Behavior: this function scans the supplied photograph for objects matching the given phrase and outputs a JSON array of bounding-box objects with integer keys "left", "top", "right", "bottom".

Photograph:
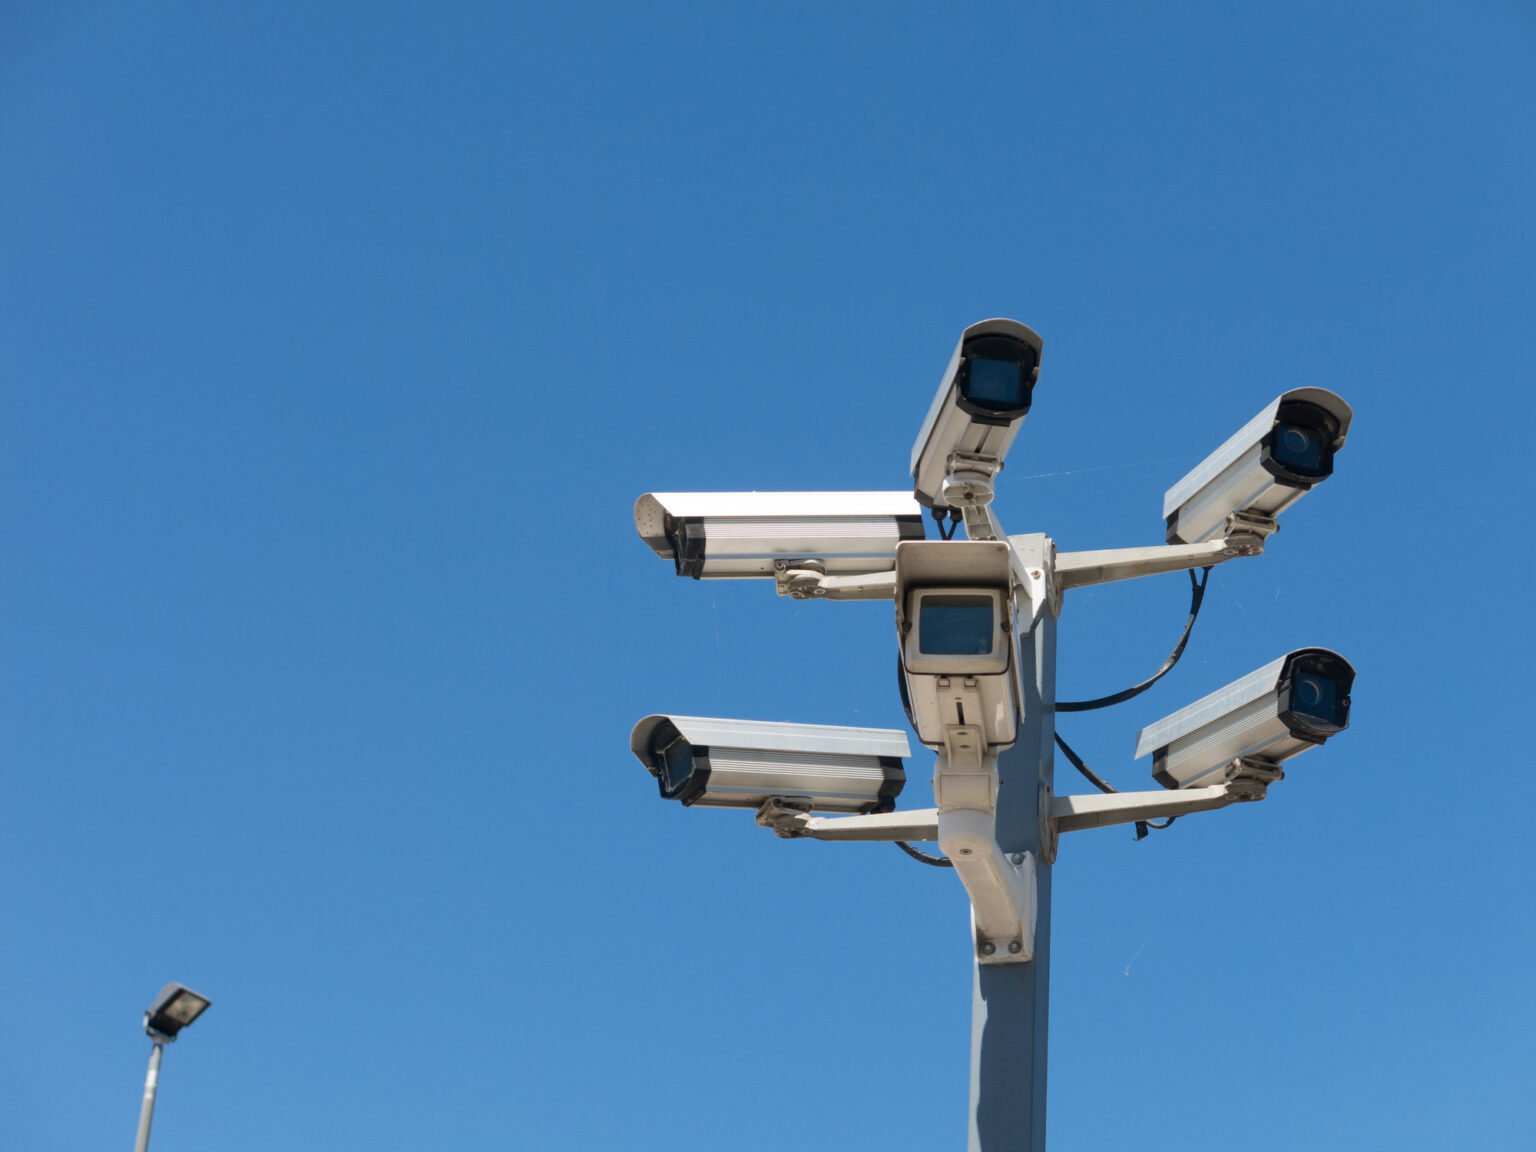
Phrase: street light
[{"left": 134, "top": 982, "right": 211, "bottom": 1152}]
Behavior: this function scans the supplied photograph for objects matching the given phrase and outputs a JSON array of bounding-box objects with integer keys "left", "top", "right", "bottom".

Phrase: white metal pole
[
  {"left": 969, "top": 533, "right": 1057, "bottom": 1152},
  {"left": 133, "top": 1041, "right": 165, "bottom": 1152}
]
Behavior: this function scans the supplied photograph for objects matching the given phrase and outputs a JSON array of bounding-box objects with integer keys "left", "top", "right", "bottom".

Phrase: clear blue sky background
[{"left": 3, "top": 3, "right": 1533, "bottom": 1149}]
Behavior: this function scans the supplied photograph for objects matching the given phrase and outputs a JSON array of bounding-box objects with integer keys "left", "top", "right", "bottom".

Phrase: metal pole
[
  {"left": 134, "top": 1041, "right": 165, "bottom": 1152},
  {"left": 970, "top": 534, "right": 1057, "bottom": 1152}
]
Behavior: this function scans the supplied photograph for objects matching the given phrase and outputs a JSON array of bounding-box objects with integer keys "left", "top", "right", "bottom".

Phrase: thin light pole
[
  {"left": 133, "top": 982, "right": 211, "bottom": 1151},
  {"left": 133, "top": 1040, "right": 165, "bottom": 1152},
  {"left": 969, "top": 533, "right": 1057, "bottom": 1152}
]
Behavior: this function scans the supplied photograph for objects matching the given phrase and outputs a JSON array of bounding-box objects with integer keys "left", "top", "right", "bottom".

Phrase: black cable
[
  {"left": 1133, "top": 817, "right": 1177, "bottom": 840},
  {"left": 1054, "top": 730, "right": 1117, "bottom": 794},
  {"left": 930, "top": 507, "right": 961, "bottom": 541},
  {"left": 1057, "top": 566, "right": 1212, "bottom": 713},
  {"left": 895, "top": 839, "right": 953, "bottom": 867}
]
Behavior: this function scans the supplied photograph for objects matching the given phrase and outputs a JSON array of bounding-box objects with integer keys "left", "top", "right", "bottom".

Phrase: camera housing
[
  {"left": 895, "top": 540, "right": 1020, "bottom": 752},
  {"left": 1134, "top": 647, "right": 1356, "bottom": 789},
  {"left": 910, "top": 319, "right": 1044, "bottom": 510},
  {"left": 1164, "top": 388, "right": 1353, "bottom": 545},
  {"left": 629, "top": 715, "right": 909, "bottom": 813},
  {"left": 635, "top": 491, "right": 924, "bottom": 581}
]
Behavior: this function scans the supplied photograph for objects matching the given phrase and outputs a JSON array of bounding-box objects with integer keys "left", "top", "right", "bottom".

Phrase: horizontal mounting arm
[
  {"left": 1050, "top": 781, "right": 1265, "bottom": 834},
  {"left": 761, "top": 806, "right": 941, "bottom": 841},
  {"left": 759, "top": 782, "right": 1267, "bottom": 843},
  {"left": 1054, "top": 538, "right": 1246, "bottom": 591},
  {"left": 776, "top": 567, "right": 897, "bottom": 601}
]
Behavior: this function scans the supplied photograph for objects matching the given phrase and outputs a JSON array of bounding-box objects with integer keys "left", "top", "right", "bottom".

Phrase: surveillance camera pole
[
  {"left": 966, "top": 532, "right": 1058, "bottom": 1152},
  {"left": 632, "top": 327, "right": 1351, "bottom": 1149},
  {"left": 133, "top": 1037, "right": 166, "bottom": 1152}
]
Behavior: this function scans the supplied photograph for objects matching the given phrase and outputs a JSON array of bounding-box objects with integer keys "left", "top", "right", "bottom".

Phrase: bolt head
[
  {"left": 1008, "top": 940, "right": 1023, "bottom": 954},
  {"left": 980, "top": 942, "right": 996, "bottom": 956}
]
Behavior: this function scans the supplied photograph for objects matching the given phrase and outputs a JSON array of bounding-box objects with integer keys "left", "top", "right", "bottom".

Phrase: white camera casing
[
  {"left": 911, "top": 319, "right": 1044, "bottom": 510},
  {"left": 1134, "top": 648, "right": 1356, "bottom": 789},
  {"left": 895, "top": 540, "right": 1020, "bottom": 752},
  {"left": 1164, "top": 388, "right": 1352, "bottom": 545},
  {"left": 629, "top": 715, "right": 910, "bottom": 813},
  {"left": 635, "top": 491, "right": 924, "bottom": 581}
]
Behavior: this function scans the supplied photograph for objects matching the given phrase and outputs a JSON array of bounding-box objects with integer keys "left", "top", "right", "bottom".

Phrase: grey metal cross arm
[
  {"left": 779, "top": 532, "right": 1258, "bottom": 601},
  {"left": 1054, "top": 537, "right": 1250, "bottom": 592},
  {"left": 761, "top": 777, "right": 1270, "bottom": 842}
]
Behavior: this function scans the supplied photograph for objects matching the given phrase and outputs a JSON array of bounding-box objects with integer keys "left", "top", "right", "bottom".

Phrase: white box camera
[
  {"left": 911, "top": 319, "right": 1044, "bottom": 510},
  {"left": 1135, "top": 647, "right": 1356, "bottom": 789},
  {"left": 1164, "top": 388, "right": 1352, "bottom": 546},
  {"left": 895, "top": 540, "right": 1020, "bottom": 752},
  {"left": 629, "top": 715, "right": 910, "bottom": 813},
  {"left": 635, "top": 491, "right": 924, "bottom": 581}
]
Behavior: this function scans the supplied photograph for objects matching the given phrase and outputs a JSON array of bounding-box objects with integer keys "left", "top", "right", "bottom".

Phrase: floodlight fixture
[{"left": 144, "top": 982, "right": 212, "bottom": 1040}]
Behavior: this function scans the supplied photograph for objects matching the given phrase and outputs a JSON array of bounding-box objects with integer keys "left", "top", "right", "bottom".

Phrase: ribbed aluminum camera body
[
  {"left": 1135, "top": 648, "right": 1356, "bottom": 789},
  {"left": 634, "top": 491, "right": 924, "bottom": 580},
  {"left": 629, "top": 715, "right": 910, "bottom": 813},
  {"left": 1164, "top": 388, "right": 1353, "bottom": 545},
  {"left": 910, "top": 318, "right": 1044, "bottom": 510}
]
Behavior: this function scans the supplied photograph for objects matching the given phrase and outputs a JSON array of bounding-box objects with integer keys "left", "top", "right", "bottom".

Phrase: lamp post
[{"left": 134, "top": 982, "right": 211, "bottom": 1152}]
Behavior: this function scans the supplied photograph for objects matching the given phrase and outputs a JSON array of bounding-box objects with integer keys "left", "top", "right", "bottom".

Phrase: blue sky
[{"left": 3, "top": 3, "right": 1533, "bottom": 1149}]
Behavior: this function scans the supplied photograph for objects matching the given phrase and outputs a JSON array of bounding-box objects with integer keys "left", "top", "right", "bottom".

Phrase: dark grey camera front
[{"left": 919, "top": 594, "right": 996, "bottom": 656}]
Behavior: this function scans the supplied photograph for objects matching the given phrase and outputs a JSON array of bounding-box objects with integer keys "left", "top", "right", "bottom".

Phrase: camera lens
[
  {"left": 919, "top": 594, "right": 996, "bottom": 656},
  {"left": 1288, "top": 671, "right": 1346, "bottom": 729},
  {"left": 963, "top": 358, "right": 1027, "bottom": 411},
  {"left": 1270, "top": 421, "right": 1327, "bottom": 476},
  {"left": 1265, "top": 402, "right": 1339, "bottom": 481},
  {"left": 655, "top": 735, "right": 697, "bottom": 797}
]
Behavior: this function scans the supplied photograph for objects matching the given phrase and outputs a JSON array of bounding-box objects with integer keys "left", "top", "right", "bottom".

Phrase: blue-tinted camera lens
[
  {"left": 1268, "top": 420, "right": 1331, "bottom": 479},
  {"left": 1290, "top": 672, "right": 1345, "bottom": 728},
  {"left": 919, "top": 594, "right": 995, "bottom": 656},
  {"left": 963, "top": 358, "right": 1026, "bottom": 412}
]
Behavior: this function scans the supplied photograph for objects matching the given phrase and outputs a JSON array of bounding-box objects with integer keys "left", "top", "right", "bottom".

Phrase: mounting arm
[
  {"left": 774, "top": 564, "right": 898, "bottom": 600},
  {"left": 757, "top": 802, "right": 940, "bottom": 841},
  {"left": 1055, "top": 531, "right": 1261, "bottom": 592},
  {"left": 756, "top": 777, "right": 1271, "bottom": 843},
  {"left": 1049, "top": 779, "right": 1267, "bottom": 833}
]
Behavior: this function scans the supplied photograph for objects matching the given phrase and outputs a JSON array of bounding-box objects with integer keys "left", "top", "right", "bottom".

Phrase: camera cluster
[{"left": 629, "top": 318, "right": 1356, "bottom": 965}]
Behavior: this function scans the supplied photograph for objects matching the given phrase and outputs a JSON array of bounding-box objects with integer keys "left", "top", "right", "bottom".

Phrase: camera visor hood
[
  {"left": 1261, "top": 401, "right": 1343, "bottom": 489},
  {"left": 1278, "top": 648, "right": 1356, "bottom": 742},
  {"left": 955, "top": 331, "right": 1042, "bottom": 423}
]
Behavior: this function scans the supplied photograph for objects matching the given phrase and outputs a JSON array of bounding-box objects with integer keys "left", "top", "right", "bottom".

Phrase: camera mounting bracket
[{"left": 773, "top": 560, "right": 898, "bottom": 601}]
